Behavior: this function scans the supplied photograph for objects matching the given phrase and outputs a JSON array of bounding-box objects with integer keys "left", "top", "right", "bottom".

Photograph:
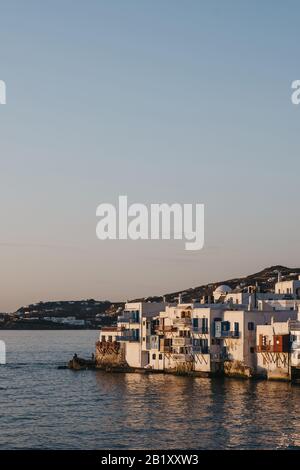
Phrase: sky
[{"left": 0, "top": 0, "right": 300, "bottom": 311}]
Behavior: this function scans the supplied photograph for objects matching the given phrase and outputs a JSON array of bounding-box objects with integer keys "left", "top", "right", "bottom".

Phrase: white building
[
  {"left": 275, "top": 277, "right": 300, "bottom": 297},
  {"left": 256, "top": 320, "right": 291, "bottom": 380},
  {"left": 95, "top": 282, "right": 300, "bottom": 380},
  {"left": 213, "top": 285, "right": 232, "bottom": 301},
  {"left": 113, "top": 301, "right": 168, "bottom": 369},
  {"left": 256, "top": 307, "right": 300, "bottom": 381},
  {"left": 140, "top": 301, "right": 297, "bottom": 377}
]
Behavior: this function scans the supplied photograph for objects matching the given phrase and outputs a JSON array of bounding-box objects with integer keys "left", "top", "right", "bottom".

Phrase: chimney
[
  {"left": 178, "top": 294, "right": 183, "bottom": 304},
  {"left": 278, "top": 271, "right": 281, "bottom": 283}
]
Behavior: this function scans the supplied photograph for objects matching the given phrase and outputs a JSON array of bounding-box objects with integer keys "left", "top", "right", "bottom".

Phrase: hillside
[{"left": 132, "top": 265, "right": 300, "bottom": 303}]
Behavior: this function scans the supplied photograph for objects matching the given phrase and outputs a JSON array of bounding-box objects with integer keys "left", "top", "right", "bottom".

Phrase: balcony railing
[
  {"left": 193, "top": 327, "right": 209, "bottom": 334},
  {"left": 218, "top": 331, "right": 240, "bottom": 338},
  {"left": 116, "top": 335, "right": 139, "bottom": 342},
  {"left": 290, "top": 325, "right": 300, "bottom": 331},
  {"left": 117, "top": 316, "right": 140, "bottom": 324},
  {"left": 160, "top": 346, "right": 172, "bottom": 353},
  {"left": 172, "top": 337, "right": 192, "bottom": 347},
  {"left": 256, "top": 345, "right": 289, "bottom": 353},
  {"left": 172, "top": 353, "right": 193, "bottom": 362},
  {"left": 155, "top": 325, "right": 178, "bottom": 333},
  {"left": 192, "top": 346, "right": 209, "bottom": 354},
  {"left": 173, "top": 318, "right": 192, "bottom": 327}
]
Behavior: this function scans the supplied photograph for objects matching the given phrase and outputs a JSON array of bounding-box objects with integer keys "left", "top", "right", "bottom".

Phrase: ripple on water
[{"left": 0, "top": 331, "right": 299, "bottom": 449}]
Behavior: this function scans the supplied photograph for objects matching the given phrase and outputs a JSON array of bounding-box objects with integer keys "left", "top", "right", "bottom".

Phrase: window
[
  {"left": 132, "top": 329, "right": 139, "bottom": 341},
  {"left": 234, "top": 322, "right": 239, "bottom": 333},
  {"left": 159, "top": 354, "right": 162, "bottom": 360},
  {"left": 108, "top": 336, "right": 112, "bottom": 342},
  {"left": 248, "top": 322, "right": 254, "bottom": 331},
  {"left": 250, "top": 347, "right": 255, "bottom": 353},
  {"left": 152, "top": 354, "right": 156, "bottom": 360},
  {"left": 200, "top": 338, "right": 208, "bottom": 353},
  {"left": 201, "top": 317, "right": 208, "bottom": 333},
  {"left": 221, "top": 321, "right": 230, "bottom": 332},
  {"left": 193, "top": 318, "right": 199, "bottom": 328},
  {"left": 180, "top": 330, "right": 190, "bottom": 337}
]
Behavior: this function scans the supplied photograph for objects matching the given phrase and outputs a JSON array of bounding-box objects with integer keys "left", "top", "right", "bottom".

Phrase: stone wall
[
  {"left": 224, "top": 360, "right": 254, "bottom": 378},
  {"left": 95, "top": 340, "right": 128, "bottom": 369}
]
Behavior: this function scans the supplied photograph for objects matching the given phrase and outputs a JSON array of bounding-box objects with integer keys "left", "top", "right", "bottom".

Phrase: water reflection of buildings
[
  {"left": 95, "top": 372, "right": 213, "bottom": 448},
  {"left": 94, "top": 372, "right": 300, "bottom": 449}
]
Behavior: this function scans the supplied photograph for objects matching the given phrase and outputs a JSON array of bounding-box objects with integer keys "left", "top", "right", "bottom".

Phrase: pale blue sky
[{"left": 0, "top": 1, "right": 300, "bottom": 311}]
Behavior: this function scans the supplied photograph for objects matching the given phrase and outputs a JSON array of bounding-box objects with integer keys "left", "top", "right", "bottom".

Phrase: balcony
[
  {"left": 172, "top": 337, "right": 192, "bottom": 347},
  {"left": 100, "top": 326, "right": 118, "bottom": 332},
  {"left": 116, "top": 329, "right": 139, "bottom": 342},
  {"left": 192, "top": 346, "right": 209, "bottom": 354},
  {"left": 218, "top": 331, "right": 240, "bottom": 339},
  {"left": 193, "top": 327, "right": 209, "bottom": 334},
  {"left": 117, "top": 316, "right": 140, "bottom": 324},
  {"left": 116, "top": 336, "right": 139, "bottom": 342},
  {"left": 160, "top": 346, "right": 172, "bottom": 353},
  {"left": 172, "top": 353, "right": 193, "bottom": 362},
  {"left": 173, "top": 317, "right": 192, "bottom": 327},
  {"left": 155, "top": 325, "right": 178, "bottom": 334},
  {"left": 256, "top": 345, "right": 289, "bottom": 353}
]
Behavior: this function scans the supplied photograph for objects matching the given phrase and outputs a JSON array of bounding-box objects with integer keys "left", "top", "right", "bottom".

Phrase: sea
[{"left": 0, "top": 330, "right": 299, "bottom": 450}]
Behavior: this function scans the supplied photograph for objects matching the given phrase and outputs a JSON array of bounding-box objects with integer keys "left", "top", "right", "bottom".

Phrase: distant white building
[
  {"left": 214, "top": 278, "right": 300, "bottom": 306},
  {"left": 213, "top": 285, "right": 232, "bottom": 301},
  {"left": 275, "top": 277, "right": 300, "bottom": 297}
]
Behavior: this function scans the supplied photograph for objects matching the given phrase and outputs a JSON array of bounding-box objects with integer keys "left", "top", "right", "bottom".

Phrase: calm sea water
[{"left": 0, "top": 330, "right": 299, "bottom": 450}]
